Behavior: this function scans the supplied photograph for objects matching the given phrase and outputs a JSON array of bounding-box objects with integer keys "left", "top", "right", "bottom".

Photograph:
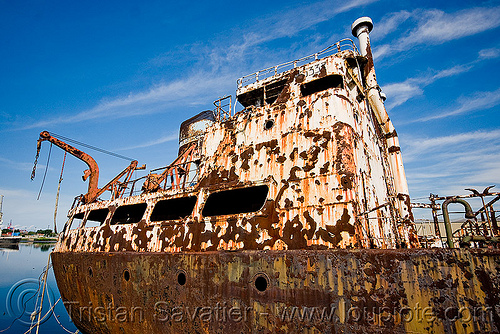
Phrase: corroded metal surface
[
  {"left": 52, "top": 248, "right": 500, "bottom": 334},
  {"left": 47, "top": 17, "right": 496, "bottom": 334},
  {"left": 57, "top": 49, "right": 419, "bottom": 253}
]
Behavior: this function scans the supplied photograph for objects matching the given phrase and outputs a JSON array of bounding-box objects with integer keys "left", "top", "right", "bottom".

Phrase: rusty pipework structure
[
  {"left": 49, "top": 18, "right": 500, "bottom": 334},
  {"left": 422, "top": 189, "right": 500, "bottom": 248},
  {"left": 442, "top": 198, "right": 475, "bottom": 249}
]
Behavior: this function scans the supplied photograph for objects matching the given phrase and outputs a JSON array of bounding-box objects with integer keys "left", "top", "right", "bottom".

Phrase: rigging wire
[
  {"left": 49, "top": 132, "right": 134, "bottom": 161},
  {"left": 37, "top": 143, "right": 52, "bottom": 200},
  {"left": 53, "top": 152, "right": 67, "bottom": 234}
]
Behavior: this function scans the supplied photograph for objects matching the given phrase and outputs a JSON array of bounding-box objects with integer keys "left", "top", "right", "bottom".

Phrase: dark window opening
[
  {"left": 238, "top": 87, "right": 264, "bottom": 108},
  {"left": 202, "top": 185, "right": 269, "bottom": 217},
  {"left": 264, "top": 79, "right": 287, "bottom": 105},
  {"left": 150, "top": 196, "right": 197, "bottom": 221},
  {"left": 300, "top": 74, "right": 343, "bottom": 96},
  {"left": 85, "top": 208, "right": 109, "bottom": 227},
  {"left": 237, "top": 79, "right": 288, "bottom": 108},
  {"left": 70, "top": 212, "right": 85, "bottom": 230},
  {"left": 111, "top": 203, "right": 147, "bottom": 225}
]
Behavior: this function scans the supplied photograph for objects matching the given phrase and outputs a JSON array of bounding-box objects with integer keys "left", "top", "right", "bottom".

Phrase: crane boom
[{"left": 34, "top": 131, "right": 144, "bottom": 204}]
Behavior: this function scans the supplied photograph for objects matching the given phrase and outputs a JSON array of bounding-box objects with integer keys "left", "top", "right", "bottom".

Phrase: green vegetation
[{"left": 36, "top": 229, "right": 57, "bottom": 237}]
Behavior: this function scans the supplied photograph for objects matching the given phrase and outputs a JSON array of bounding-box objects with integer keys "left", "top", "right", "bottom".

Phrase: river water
[{"left": 0, "top": 243, "right": 78, "bottom": 334}]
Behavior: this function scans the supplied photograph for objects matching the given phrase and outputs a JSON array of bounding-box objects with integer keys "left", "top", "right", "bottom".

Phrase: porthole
[
  {"left": 123, "top": 269, "right": 130, "bottom": 281},
  {"left": 264, "top": 119, "right": 275, "bottom": 130},
  {"left": 254, "top": 273, "right": 269, "bottom": 292},
  {"left": 177, "top": 271, "right": 187, "bottom": 286}
]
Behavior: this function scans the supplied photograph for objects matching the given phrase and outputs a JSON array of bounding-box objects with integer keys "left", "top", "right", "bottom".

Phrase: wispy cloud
[
  {"left": 382, "top": 44, "right": 500, "bottom": 110},
  {"left": 0, "top": 156, "right": 39, "bottom": 172},
  {"left": 382, "top": 64, "right": 472, "bottom": 109},
  {"left": 194, "top": 0, "right": 379, "bottom": 72},
  {"left": 117, "top": 133, "right": 178, "bottom": 151},
  {"left": 478, "top": 47, "right": 500, "bottom": 60},
  {"left": 411, "top": 87, "right": 500, "bottom": 123},
  {"left": 15, "top": 0, "right": 378, "bottom": 132},
  {"left": 18, "top": 73, "right": 233, "bottom": 130},
  {"left": 404, "top": 129, "right": 500, "bottom": 159},
  {"left": 232, "top": 0, "right": 377, "bottom": 49},
  {"left": 371, "top": 11, "right": 411, "bottom": 41},
  {"left": 403, "top": 129, "right": 500, "bottom": 197},
  {"left": 374, "top": 6, "right": 500, "bottom": 60}
]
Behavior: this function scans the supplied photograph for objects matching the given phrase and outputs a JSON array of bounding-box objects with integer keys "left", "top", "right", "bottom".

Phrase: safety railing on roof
[
  {"left": 213, "top": 95, "right": 232, "bottom": 122},
  {"left": 237, "top": 38, "right": 359, "bottom": 89}
]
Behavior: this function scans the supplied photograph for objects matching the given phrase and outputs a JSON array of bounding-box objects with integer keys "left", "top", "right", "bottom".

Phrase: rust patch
[
  {"left": 276, "top": 155, "right": 286, "bottom": 164},
  {"left": 320, "top": 161, "right": 330, "bottom": 174},
  {"left": 199, "top": 166, "right": 239, "bottom": 187},
  {"left": 295, "top": 74, "right": 306, "bottom": 83},
  {"left": 240, "top": 147, "right": 254, "bottom": 170}
]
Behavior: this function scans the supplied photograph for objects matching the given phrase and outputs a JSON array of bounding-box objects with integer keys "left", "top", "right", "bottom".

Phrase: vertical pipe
[
  {"left": 491, "top": 209, "right": 498, "bottom": 236},
  {"left": 430, "top": 195, "right": 442, "bottom": 241},
  {"left": 442, "top": 197, "right": 475, "bottom": 248},
  {"left": 351, "top": 17, "right": 414, "bottom": 237}
]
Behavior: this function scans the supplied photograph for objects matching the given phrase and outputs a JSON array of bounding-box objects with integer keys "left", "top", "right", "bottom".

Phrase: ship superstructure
[{"left": 45, "top": 18, "right": 500, "bottom": 334}]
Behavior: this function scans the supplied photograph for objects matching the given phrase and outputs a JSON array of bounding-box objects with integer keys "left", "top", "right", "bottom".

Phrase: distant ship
[
  {"left": 36, "top": 17, "right": 499, "bottom": 333},
  {"left": 0, "top": 196, "right": 21, "bottom": 248}
]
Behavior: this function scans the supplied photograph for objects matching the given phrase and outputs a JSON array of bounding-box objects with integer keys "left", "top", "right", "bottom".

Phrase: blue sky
[{"left": 1, "top": 0, "right": 499, "bottom": 230}]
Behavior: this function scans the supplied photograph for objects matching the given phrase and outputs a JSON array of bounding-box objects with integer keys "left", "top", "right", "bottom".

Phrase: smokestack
[
  {"left": 351, "top": 17, "right": 373, "bottom": 57},
  {"left": 350, "top": 17, "right": 416, "bottom": 246}
]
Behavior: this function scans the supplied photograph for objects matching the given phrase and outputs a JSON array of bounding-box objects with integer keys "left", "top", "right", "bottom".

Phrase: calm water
[{"left": 0, "top": 243, "right": 78, "bottom": 334}]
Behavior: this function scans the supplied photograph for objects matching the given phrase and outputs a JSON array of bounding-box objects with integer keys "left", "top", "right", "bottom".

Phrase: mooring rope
[
  {"left": 0, "top": 256, "right": 79, "bottom": 334},
  {"left": 34, "top": 253, "right": 51, "bottom": 334}
]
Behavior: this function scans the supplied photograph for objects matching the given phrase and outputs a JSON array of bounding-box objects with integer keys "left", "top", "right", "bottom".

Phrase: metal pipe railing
[{"left": 237, "top": 39, "right": 359, "bottom": 88}]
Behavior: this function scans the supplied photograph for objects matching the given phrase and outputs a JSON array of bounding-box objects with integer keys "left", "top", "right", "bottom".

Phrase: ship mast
[{"left": 0, "top": 195, "right": 3, "bottom": 237}]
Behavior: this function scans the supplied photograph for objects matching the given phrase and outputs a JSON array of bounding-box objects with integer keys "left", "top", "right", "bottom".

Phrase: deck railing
[{"left": 237, "top": 38, "right": 359, "bottom": 89}]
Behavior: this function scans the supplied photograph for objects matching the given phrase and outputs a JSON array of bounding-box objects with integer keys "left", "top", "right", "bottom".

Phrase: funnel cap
[{"left": 351, "top": 17, "right": 373, "bottom": 37}]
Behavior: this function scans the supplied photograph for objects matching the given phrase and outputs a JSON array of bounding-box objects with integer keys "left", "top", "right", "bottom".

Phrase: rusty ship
[{"left": 35, "top": 17, "right": 500, "bottom": 333}]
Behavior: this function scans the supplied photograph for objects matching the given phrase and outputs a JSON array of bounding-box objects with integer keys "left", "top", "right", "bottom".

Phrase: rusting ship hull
[
  {"left": 43, "top": 17, "right": 500, "bottom": 334},
  {"left": 52, "top": 249, "right": 500, "bottom": 333}
]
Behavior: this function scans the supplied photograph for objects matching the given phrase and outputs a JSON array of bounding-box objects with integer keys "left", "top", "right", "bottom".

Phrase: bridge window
[
  {"left": 70, "top": 212, "right": 85, "bottom": 230},
  {"left": 85, "top": 208, "right": 109, "bottom": 227},
  {"left": 111, "top": 203, "right": 147, "bottom": 224},
  {"left": 237, "top": 79, "right": 288, "bottom": 107},
  {"left": 150, "top": 196, "right": 197, "bottom": 221},
  {"left": 300, "top": 74, "right": 343, "bottom": 96},
  {"left": 202, "top": 185, "right": 269, "bottom": 217}
]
